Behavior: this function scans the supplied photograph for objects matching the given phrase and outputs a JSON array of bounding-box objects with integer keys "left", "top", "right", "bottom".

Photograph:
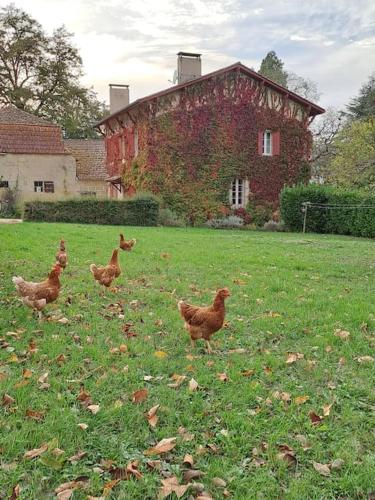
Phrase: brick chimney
[
  {"left": 109, "top": 84, "right": 129, "bottom": 114},
  {"left": 177, "top": 52, "right": 202, "bottom": 84}
]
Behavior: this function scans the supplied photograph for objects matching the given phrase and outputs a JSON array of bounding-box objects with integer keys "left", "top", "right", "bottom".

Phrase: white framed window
[
  {"left": 230, "top": 179, "right": 248, "bottom": 208},
  {"left": 263, "top": 130, "right": 272, "bottom": 156},
  {"left": 34, "top": 181, "right": 54, "bottom": 193}
]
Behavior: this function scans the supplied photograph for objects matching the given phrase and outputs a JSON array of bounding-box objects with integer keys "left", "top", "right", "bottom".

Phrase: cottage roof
[
  {"left": 64, "top": 139, "right": 107, "bottom": 180},
  {"left": 96, "top": 62, "right": 325, "bottom": 127},
  {"left": 0, "top": 105, "right": 65, "bottom": 154}
]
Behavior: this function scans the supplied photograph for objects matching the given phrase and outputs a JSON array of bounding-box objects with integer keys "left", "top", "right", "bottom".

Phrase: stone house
[
  {"left": 96, "top": 53, "right": 324, "bottom": 218},
  {"left": 0, "top": 105, "right": 107, "bottom": 203}
]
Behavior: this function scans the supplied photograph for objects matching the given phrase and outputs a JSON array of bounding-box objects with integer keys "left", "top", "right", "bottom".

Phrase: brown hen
[{"left": 90, "top": 249, "right": 121, "bottom": 288}]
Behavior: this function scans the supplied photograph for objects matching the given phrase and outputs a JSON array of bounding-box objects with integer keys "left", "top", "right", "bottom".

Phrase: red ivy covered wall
[{"left": 105, "top": 70, "right": 312, "bottom": 221}]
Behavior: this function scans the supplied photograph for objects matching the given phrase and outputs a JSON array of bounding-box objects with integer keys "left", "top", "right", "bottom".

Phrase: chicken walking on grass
[
  {"left": 12, "top": 263, "right": 62, "bottom": 319},
  {"left": 178, "top": 288, "right": 230, "bottom": 353},
  {"left": 119, "top": 234, "right": 136, "bottom": 251},
  {"left": 90, "top": 248, "right": 121, "bottom": 290},
  {"left": 56, "top": 239, "right": 67, "bottom": 269}
]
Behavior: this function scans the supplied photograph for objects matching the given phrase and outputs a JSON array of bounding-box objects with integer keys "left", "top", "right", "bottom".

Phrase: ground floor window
[
  {"left": 0, "top": 180, "right": 9, "bottom": 188},
  {"left": 34, "top": 181, "right": 54, "bottom": 193},
  {"left": 230, "top": 179, "right": 248, "bottom": 208},
  {"left": 81, "top": 191, "right": 97, "bottom": 197}
]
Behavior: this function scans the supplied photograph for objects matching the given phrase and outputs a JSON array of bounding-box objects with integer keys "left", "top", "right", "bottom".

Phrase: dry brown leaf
[
  {"left": 22, "top": 369, "right": 33, "bottom": 379},
  {"left": 313, "top": 461, "right": 331, "bottom": 476},
  {"left": 159, "top": 476, "right": 188, "bottom": 499},
  {"left": 277, "top": 444, "right": 297, "bottom": 467},
  {"left": 24, "top": 443, "right": 48, "bottom": 459},
  {"left": 330, "top": 458, "right": 344, "bottom": 470},
  {"left": 144, "top": 437, "right": 177, "bottom": 456},
  {"left": 56, "top": 490, "right": 73, "bottom": 500},
  {"left": 102, "top": 479, "right": 120, "bottom": 496},
  {"left": 295, "top": 434, "right": 312, "bottom": 450},
  {"left": 263, "top": 366, "right": 272, "bottom": 375},
  {"left": 2, "top": 393, "right": 15, "bottom": 406},
  {"left": 168, "top": 374, "right": 187, "bottom": 388},
  {"left": 9, "top": 484, "right": 20, "bottom": 500},
  {"left": 183, "top": 454, "right": 194, "bottom": 467},
  {"left": 154, "top": 351, "right": 168, "bottom": 358},
  {"left": 189, "top": 378, "right": 199, "bottom": 391},
  {"left": 286, "top": 352, "right": 304, "bottom": 364},
  {"left": 87, "top": 404, "right": 100, "bottom": 414},
  {"left": 334, "top": 329, "right": 350, "bottom": 340},
  {"left": 217, "top": 373, "right": 229, "bottom": 382},
  {"left": 322, "top": 403, "right": 333, "bottom": 417},
  {"left": 132, "top": 389, "right": 148, "bottom": 404},
  {"left": 178, "top": 426, "right": 195, "bottom": 441},
  {"left": 294, "top": 395, "right": 309, "bottom": 405},
  {"left": 25, "top": 409, "right": 45, "bottom": 421},
  {"left": 146, "top": 460, "right": 162, "bottom": 470},
  {"left": 357, "top": 355, "right": 374, "bottom": 363},
  {"left": 183, "top": 469, "right": 205, "bottom": 482},
  {"left": 309, "top": 411, "right": 323, "bottom": 425},
  {"left": 145, "top": 404, "right": 160, "bottom": 428},
  {"left": 77, "top": 423, "right": 88, "bottom": 430},
  {"left": 273, "top": 391, "right": 291, "bottom": 402},
  {"left": 38, "top": 372, "right": 49, "bottom": 384},
  {"left": 241, "top": 369, "right": 255, "bottom": 377},
  {"left": 212, "top": 477, "right": 227, "bottom": 488},
  {"left": 68, "top": 451, "right": 87, "bottom": 463}
]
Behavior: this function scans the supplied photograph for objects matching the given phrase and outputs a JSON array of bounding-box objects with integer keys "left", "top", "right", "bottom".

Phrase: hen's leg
[{"left": 205, "top": 340, "right": 212, "bottom": 353}]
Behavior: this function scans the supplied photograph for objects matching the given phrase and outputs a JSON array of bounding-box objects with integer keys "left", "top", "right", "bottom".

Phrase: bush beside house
[{"left": 280, "top": 185, "right": 375, "bottom": 237}]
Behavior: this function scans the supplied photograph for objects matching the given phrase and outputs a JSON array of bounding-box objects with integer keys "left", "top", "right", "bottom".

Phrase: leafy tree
[
  {"left": 259, "top": 51, "right": 288, "bottom": 87},
  {"left": 347, "top": 73, "right": 375, "bottom": 119},
  {"left": 0, "top": 4, "right": 107, "bottom": 138},
  {"left": 328, "top": 118, "right": 375, "bottom": 190}
]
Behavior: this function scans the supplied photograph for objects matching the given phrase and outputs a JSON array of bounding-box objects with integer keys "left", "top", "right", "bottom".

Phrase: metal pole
[{"left": 302, "top": 202, "right": 308, "bottom": 234}]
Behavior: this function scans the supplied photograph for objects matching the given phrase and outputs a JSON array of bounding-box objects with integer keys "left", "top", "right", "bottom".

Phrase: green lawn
[{"left": 0, "top": 223, "right": 374, "bottom": 499}]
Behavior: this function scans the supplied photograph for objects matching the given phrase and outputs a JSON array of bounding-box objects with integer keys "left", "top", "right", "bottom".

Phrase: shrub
[
  {"left": 158, "top": 208, "right": 185, "bottom": 227},
  {"left": 24, "top": 197, "right": 159, "bottom": 226},
  {"left": 205, "top": 216, "right": 244, "bottom": 229},
  {"left": 280, "top": 184, "right": 375, "bottom": 237},
  {"left": 233, "top": 207, "right": 252, "bottom": 225},
  {"left": 0, "top": 187, "right": 21, "bottom": 218},
  {"left": 263, "top": 220, "right": 286, "bottom": 232}
]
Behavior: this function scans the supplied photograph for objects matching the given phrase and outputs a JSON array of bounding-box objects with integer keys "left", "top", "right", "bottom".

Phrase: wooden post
[{"left": 302, "top": 202, "right": 309, "bottom": 234}]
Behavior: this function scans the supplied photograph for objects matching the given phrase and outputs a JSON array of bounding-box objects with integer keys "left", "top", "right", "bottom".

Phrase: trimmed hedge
[
  {"left": 280, "top": 185, "right": 375, "bottom": 238},
  {"left": 24, "top": 197, "right": 159, "bottom": 226}
]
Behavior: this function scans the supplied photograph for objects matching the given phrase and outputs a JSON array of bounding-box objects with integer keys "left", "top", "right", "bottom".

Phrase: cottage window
[
  {"left": 263, "top": 130, "right": 272, "bottom": 156},
  {"left": 34, "top": 181, "right": 54, "bottom": 193},
  {"left": 81, "top": 191, "right": 97, "bottom": 197},
  {"left": 230, "top": 179, "right": 247, "bottom": 208},
  {"left": 0, "top": 181, "right": 9, "bottom": 188}
]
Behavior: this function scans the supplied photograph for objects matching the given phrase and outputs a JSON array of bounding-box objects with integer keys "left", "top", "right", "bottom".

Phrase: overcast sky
[{"left": 3, "top": 0, "right": 375, "bottom": 110}]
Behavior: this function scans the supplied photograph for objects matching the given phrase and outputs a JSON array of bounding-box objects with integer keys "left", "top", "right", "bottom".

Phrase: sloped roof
[
  {"left": 0, "top": 106, "right": 65, "bottom": 154},
  {"left": 64, "top": 139, "right": 107, "bottom": 180},
  {"left": 0, "top": 105, "right": 56, "bottom": 126},
  {"left": 97, "top": 62, "right": 325, "bottom": 127}
]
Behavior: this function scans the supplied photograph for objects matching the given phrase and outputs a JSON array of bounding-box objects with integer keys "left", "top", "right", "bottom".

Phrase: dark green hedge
[
  {"left": 24, "top": 197, "right": 159, "bottom": 226},
  {"left": 280, "top": 185, "right": 375, "bottom": 238}
]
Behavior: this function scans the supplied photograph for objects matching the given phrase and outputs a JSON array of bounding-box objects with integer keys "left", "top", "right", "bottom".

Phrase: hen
[
  {"left": 178, "top": 288, "right": 230, "bottom": 352},
  {"left": 56, "top": 239, "right": 67, "bottom": 269},
  {"left": 90, "top": 249, "right": 121, "bottom": 288},
  {"left": 119, "top": 234, "right": 136, "bottom": 251},
  {"left": 12, "top": 263, "right": 62, "bottom": 318}
]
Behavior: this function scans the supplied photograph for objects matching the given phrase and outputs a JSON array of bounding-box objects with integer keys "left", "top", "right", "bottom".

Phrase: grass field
[{"left": 0, "top": 222, "right": 374, "bottom": 499}]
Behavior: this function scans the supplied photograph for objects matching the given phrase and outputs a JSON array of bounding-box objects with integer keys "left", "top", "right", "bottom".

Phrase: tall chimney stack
[
  {"left": 177, "top": 52, "right": 202, "bottom": 84},
  {"left": 109, "top": 84, "right": 129, "bottom": 114}
]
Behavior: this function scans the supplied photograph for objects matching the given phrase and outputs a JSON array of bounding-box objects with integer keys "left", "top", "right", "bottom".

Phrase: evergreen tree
[
  {"left": 347, "top": 73, "right": 375, "bottom": 119},
  {"left": 259, "top": 51, "right": 288, "bottom": 87}
]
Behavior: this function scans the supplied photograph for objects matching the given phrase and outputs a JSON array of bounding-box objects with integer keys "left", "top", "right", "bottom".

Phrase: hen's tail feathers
[
  {"left": 12, "top": 276, "right": 24, "bottom": 287},
  {"left": 89, "top": 264, "right": 97, "bottom": 275},
  {"left": 22, "top": 297, "right": 46, "bottom": 310}
]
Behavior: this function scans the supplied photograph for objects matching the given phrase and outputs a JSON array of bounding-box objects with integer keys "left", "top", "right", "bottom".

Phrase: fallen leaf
[
  {"left": 159, "top": 476, "right": 188, "bottom": 499},
  {"left": 330, "top": 458, "right": 344, "bottom": 470},
  {"left": 313, "top": 461, "right": 331, "bottom": 476},
  {"left": 22, "top": 369, "right": 33, "bottom": 379},
  {"left": 56, "top": 491, "right": 73, "bottom": 500},
  {"left": 286, "top": 352, "right": 304, "bottom": 364},
  {"left": 9, "top": 484, "right": 20, "bottom": 500},
  {"left": 145, "top": 404, "right": 160, "bottom": 427},
  {"left": 154, "top": 351, "right": 168, "bottom": 358},
  {"left": 183, "top": 454, "right": 194, "bottom": 467},
  {"left": 146, "top": 460, "right": 162, "bottom": 470},
  {"left": 241, "top": 369, "right": 255, "bottom": 377},
  {"left": 87, "top": 404, "right": 100, "bottom": 414},
  {"left": 68, "top": 451, "right": 87, "bottom": 463},
  {"left": 309, "top": 411, "right": 323, "bottom": 425},
  {"left": 212, "top": 477, "right": 226, "bottom": 488},
  {"left": 357, "top": 355, "right": 374, "bottom": 363},
  {"left": 183, "top": 469, "right": 205, "bottom": 482},
  {"left": 77, "top": 423, "right": 88, "bottom": 430},
  {"left": 24, "top": 443, "right": 48, "bottom": 459},
  {"left": 263, "top": 366, "right": 272, "bottom": 375},
  {"left": 189, "top": 378, "right": 199, "bottom": 391},
  {"left": 295, "top": 434, "right": 311, "bottom": 450},
  {"left": 294, "top": 395, "right": 309, "bottom": 405},
  {"left": 178, "top": 426, "right": 195, "bottom": 441},
  {"left": 228, "top": 348, "right": 246, "bottom": 354},
  {"left": 2, "top": 393, "right": 15, "bottom": 406},
  {"left": 217, "top": 373, "right": 229, "bottom": 382},
  {"left": 277, "top": 444, "right": 297, "bottom": 467},
  {"left": 25, "top": 409, "right": 45, "bottom": 421},
  {"left": 168, "top": 374, "right": 187, "bottom": 388},
  {"left": 131, "top": 389, "right": 148, "bottom": 404},
  {"left": 273, "top": 391, "right": 291, "bottom": 402},
  {"left": 144, "top": 437, "right": 177, "bottom": 456},
  {"left": 334, "top": 329, "right": 350, "bottom": 340},
  {"left": 322, "top": 403, "right": 333, "bottom": 417}
]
